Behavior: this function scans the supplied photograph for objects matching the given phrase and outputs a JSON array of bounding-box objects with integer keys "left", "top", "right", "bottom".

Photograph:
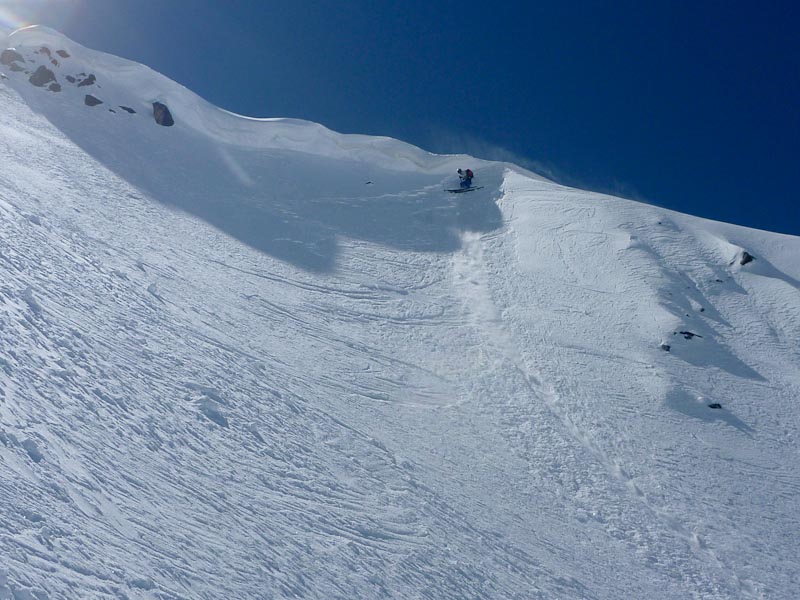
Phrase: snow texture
[{"left": 0, "top": 25, "right": 799, "bottom": 600}]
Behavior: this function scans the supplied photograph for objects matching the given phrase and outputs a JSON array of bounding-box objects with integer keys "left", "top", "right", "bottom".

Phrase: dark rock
[
  {"left": 152, "top": 101, "right": 174, "bottom": 126},
  {"left": 675, "top": 331, "right": 702, "bottom": 340},
  {"left": 77, "top": 73, "right": 96, "bottom": 87},
  {"left": 660, "top": 343, "right": 671, "bottom": 352},
  {"left": 56, "top": 50, "right": 70, "bottom": 58},
  {"left": 109, "top": 108, "right": 116, "bottom": 113},
  {"left": 39, "top": 46, "right": 52, "bottom": 57},
  {"left": 66, "top": 75, "right": 76, "bottom": 83},
  {"left": 29, "top": 65, "right": 56, "bottom": 87},
  {"left": 84, "top": 94, "right": 103, "bottom": 107},
  {"left": 707, "top": 403, "right": 722, "bottom": 409},
  {"left": 1, "top": 49, "right": 24, "bottom": 65},
  {"left": 699, "top": 307, "right": 705, "bottom": 312},
  {"left": 51, "top": 59, "right": 59, "bottom": 67},
  {"left": 119, "top": 106, "right": 136, "bottom": 114},
  {"left": 740, "top": 251, "right": 755, "bottom": 266},
  {"left": 48, "top": 83, "right": 61, "bottom": 92}
]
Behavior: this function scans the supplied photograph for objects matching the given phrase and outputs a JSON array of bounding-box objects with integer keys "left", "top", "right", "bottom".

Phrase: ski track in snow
[
  {"left": 451, "top": 230, "right": 725, "bottom": 597},
  {"left": 0, "top": 26, "right": 799, "bottom": 600},
  {"left": 466, "top": 177, "right": 800, "bottom": 599},
  {"left": 452, "top": 210, "right": 749, "bottom": 597}
]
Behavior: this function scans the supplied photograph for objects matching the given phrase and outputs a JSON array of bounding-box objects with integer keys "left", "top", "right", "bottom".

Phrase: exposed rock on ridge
[
  {"left": 28, "top": 65, "right": 56, "bottom": 87},
  {"left": 77, "top": 73, "right": 96, "bottom": 87},
  {"left": 1, "top": 41, "right": 176, "bottom": 127},
  {"left": 0, "top": 49, "right": 24, "bottom": 66},
  {"left": 153, "top": 101, "right": 174, "bottom": 127}
]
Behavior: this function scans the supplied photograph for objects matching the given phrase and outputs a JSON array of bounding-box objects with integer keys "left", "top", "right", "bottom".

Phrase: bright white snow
[{"left": 0, "top": 26, "right": 799, "bottom": 600}]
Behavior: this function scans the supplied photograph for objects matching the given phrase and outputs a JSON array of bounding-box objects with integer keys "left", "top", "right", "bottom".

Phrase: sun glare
[{"left": 0, "top": 0, "right": 81, "bottom": 36}]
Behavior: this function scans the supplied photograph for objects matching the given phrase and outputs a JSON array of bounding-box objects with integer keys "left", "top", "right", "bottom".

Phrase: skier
[{"left": 458, "top": 168, "right": 474, "bottom": 189}]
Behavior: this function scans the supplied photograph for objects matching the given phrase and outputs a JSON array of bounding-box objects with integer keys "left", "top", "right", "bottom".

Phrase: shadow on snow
[
  {"left": 28, "top": 96, "right": 504, "bottom": 272},
  {"left": 664, "top": 388, "right": 754, "bottom": 435}
]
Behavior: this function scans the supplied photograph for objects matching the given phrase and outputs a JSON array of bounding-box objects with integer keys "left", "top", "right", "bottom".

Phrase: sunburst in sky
[{"left": 0, "top": 0, "right": 81, "bottom": 36}]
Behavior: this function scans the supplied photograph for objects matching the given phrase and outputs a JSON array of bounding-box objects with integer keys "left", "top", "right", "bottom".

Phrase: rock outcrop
[
  {"left": 0, "top": 49, "right": 24, "bottom": 66},
  {"left": 2, "top": 41, "right": 176, "bottom": 131},
  {"left": 153, "top": 102, "right": 174, "bottom": 127},
  {"left": 77, "top": 74, "right": 96, "bottom": 87},
  {"left": 28, "top": 66, "right": 56, "bottom": 87}
]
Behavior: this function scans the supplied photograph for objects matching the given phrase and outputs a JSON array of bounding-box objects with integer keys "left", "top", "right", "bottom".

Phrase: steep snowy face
[
  {"left": 2, "top": 25, "right": 800, "bottom": 600},
  {"left": 1, "top": 26, "right": 511, "bottom": 273},
  {"left": 0, "top": 27, "right": 517, "bottom": 274}
]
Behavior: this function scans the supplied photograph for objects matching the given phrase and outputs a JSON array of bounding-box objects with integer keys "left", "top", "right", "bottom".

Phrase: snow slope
[{"left": 1, "top": 26, "right": 799, "bottom": 600}]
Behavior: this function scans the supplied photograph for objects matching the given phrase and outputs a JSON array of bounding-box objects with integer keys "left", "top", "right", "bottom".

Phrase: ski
[{"left": 446, "top": 186, "right": 484, "bottom": 194}]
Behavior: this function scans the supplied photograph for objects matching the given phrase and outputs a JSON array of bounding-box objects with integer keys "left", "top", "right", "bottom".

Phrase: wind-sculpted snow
[
  {"left": 1, "top": 27, "right": 800, "bottom": 600},
  {"left": 3, "top": 26, "right": 540, "bottom": 174}
]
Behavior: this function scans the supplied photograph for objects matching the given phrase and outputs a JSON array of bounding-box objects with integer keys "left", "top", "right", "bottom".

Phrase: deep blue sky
[{"left": 6, "top": 1, "right": 799, "bottom": 235}]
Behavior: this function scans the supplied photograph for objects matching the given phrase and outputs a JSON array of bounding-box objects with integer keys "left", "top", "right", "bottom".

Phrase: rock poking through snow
[
  {"left": 1, "top": 49, "right": 24, "bottom": 65},
  {"left": 84, "top": 94, "right": 103, "bottom": 107},
  {"left": 153, "top": 101, "right": 174, "bottom": 127},
  {"left": 676, "top": 330, "right": 702, "bottom": 340},
  {"left": 77, "top": 73, "right": 96, "bottom": 87},
  {"left": 28, "top": 65, "right": 56, "bottom": 87}
]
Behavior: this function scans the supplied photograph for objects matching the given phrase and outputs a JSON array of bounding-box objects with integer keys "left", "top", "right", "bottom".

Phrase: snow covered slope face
[{"left": 2, "top": 26, "right": 800, "bottom": 600}]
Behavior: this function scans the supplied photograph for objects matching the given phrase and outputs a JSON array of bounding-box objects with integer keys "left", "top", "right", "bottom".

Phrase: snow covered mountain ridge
[
  {"left": 1, "top": 25, "right": 513, "bottom": 172},
  {"left": 1, "top": 26, "right": 799, "bottom": 600}
]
